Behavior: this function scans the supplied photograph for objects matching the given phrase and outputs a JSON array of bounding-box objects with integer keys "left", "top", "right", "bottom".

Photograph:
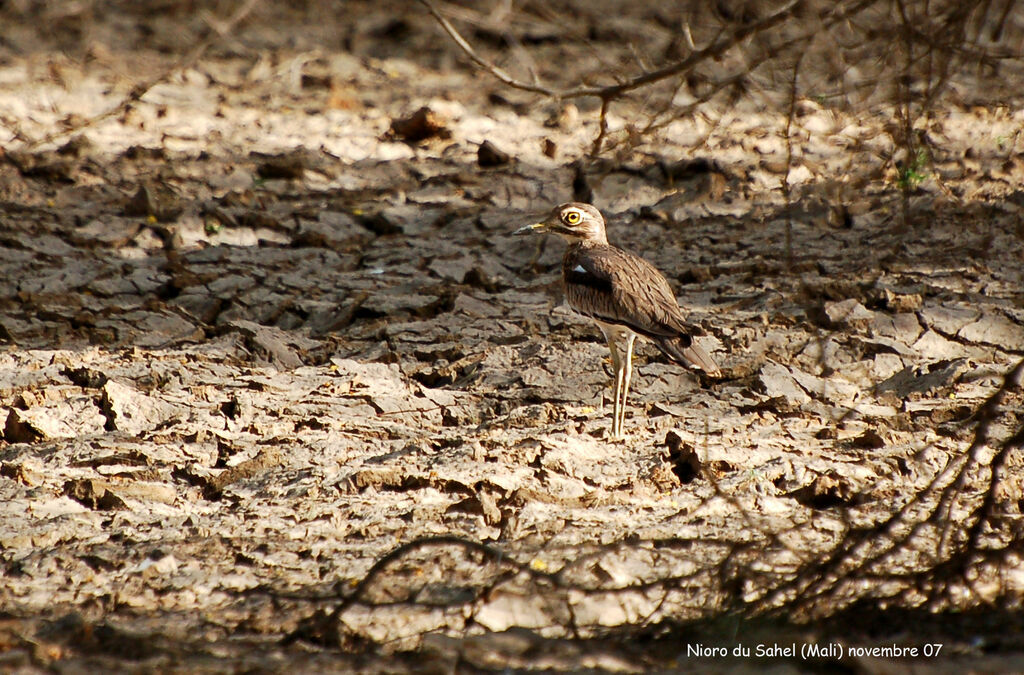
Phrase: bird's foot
[{"left": 608, "top": 427, "right": 628, "bottom": 442}]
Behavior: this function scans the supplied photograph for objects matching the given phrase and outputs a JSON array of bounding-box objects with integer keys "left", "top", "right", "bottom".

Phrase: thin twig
[
  {"left": 591, "top": 97, "right": 611, "bottom": 156},
  {"left": 782, "top": 53, "right": 804, "bottom": 269}
]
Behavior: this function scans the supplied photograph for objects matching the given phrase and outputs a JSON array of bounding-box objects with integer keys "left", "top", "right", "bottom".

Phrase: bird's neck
[{"left": 564, "top": 233, "right": 608, "bottom": 247}]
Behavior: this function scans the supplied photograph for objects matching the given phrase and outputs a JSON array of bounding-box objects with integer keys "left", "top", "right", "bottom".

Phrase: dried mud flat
[{"left": 1, "top": 2, "right": 1024, "bottom": 672}]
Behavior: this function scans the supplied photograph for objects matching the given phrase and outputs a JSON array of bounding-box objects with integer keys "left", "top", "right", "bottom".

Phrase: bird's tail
[{"left": 653, "top": 334, "right": 721, "bottom": 377}]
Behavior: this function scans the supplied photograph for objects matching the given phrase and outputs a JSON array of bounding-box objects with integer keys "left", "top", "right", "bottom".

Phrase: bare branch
[{"left": 419, "top": 0, "right": 809, "bottom": 101}]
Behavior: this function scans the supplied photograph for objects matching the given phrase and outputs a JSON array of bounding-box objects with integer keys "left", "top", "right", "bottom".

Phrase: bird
[{"left": 515, "top": 202, "right": 720, "bottom": 439}]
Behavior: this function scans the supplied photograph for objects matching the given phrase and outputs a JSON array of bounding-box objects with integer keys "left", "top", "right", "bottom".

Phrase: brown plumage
[{"left": 515, "top": 202, "right": 720, "bottom": 438}]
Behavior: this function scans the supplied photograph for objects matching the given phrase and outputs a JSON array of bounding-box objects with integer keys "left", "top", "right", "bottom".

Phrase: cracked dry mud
[{"left": 1, "top": 1, "right": 1024, "bottom": 671}]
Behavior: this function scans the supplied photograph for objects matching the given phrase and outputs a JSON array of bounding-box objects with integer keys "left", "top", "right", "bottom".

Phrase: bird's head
[{"left": 514, "top": 202, "right": 608, "bottom": 244}]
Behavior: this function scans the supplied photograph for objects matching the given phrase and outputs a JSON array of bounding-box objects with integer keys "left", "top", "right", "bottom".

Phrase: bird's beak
[{"left": 513, "top": 222, "right": 545, "bottom": 236}]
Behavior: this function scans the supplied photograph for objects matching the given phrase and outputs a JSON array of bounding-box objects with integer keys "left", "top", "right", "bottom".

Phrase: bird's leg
[
  {"left": 605, "top": 336, "right": 623, "bottom": 439},
  {"left": 619, "top": 333, "right": 636, "bottom": 436},
  {"left": 613, "top": 361, "right": 626, "bottom": 439}
]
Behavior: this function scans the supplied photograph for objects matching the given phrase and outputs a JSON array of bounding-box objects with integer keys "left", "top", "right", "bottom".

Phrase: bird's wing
[
  {"left": 563, "top": 245, "right": 691, "bottom": 340},
  {"left": 564, "top": 245, "right": 721, "bottom": 374}
]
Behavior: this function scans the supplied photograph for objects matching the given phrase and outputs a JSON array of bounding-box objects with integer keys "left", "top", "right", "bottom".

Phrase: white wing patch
[{"left": 572, "top": 264, "right": 587, "bottom": 274}]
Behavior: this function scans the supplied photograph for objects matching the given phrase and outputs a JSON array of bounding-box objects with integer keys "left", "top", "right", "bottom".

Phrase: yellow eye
[{"left": 564, "top": 210, "right": 581, "bottom": 225}]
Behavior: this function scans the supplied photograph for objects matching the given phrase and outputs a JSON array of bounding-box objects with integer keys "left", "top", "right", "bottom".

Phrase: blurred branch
[
  {"left": 18, "top": 0, "right": 262, "bottom": 151},
  {"left": 419, "top": 0, "right": 806, "bottom": 101},
  {"left": 417, "top": 0, "right": 552, "bottom": 96},
  {"left": 421, "top": 0, "right": 884, "bottom": 157}
]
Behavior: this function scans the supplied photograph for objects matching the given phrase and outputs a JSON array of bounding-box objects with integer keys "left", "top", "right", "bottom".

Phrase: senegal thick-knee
[{"left": 515, "top": 202, "right": 720, "bottom": 439}]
